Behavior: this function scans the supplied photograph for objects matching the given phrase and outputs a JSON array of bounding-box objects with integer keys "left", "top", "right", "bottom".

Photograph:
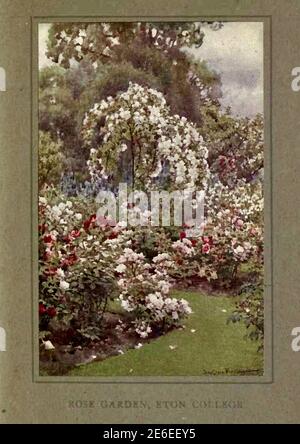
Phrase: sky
[
  {"left": 191, "top": 22, "right": 264, "bottom": 116},
  {"left": 39, "top": 22, "right": 263, "bottom": 117}
]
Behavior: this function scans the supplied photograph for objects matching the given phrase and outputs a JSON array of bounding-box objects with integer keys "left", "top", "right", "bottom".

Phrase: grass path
[{"left": 68, "top": 291, "right": 263, "bottom": 376}]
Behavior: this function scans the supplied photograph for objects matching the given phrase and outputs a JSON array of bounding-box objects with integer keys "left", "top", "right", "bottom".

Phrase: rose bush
[
  {"left": 162, "top": 179, "right": 263, "bottom": 287},
  {"left": 39, "top": 188, "right": 119, "bottom": 341},
  {"left": 39, "top": 187, "right": 192, "bottom": 342},
  {"left": 116, "top": 247, "right": 191, "bottom": 338},
  {"left": 116, "top": 179, "right": 262, "bottom": 288}
]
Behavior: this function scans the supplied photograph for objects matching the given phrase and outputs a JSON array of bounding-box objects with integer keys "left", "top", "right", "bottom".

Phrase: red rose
[
  {"left": 108, "top": 231, "right": 118, "bottom": 240},
  {"left": 68, "top": 253, "right": 78, "bottom": 265},
  {"left": 39, "top": 303, "right": 47, "bottom": 315},
  {"left": 60, "top": 252, "right": 78, "bottom": 269},
  {"left": 219, "top": 156, "right": 226, "bottom": 166},
  {"left": 44, "top": 267, "right": 57, "bottom": 277},
  {"left": 70, "top": 230, "right": 81, "bottom": 238},
  {"left": 43, "top": 251, "right": 52, "bottom": 261},
  {"left": 63, "top": 235, "right": 72, "bottom": 244},
  {"left": 89, "top": 214, "right": 97, "bottom": 228},
  {"left": 202, "top": 243, "right": 210, "bottom": 254},
  {"left": 83, "top": 214, "right": 96, "bottom": 231},
  {"left": 191, "top": 239, "right": 197, "bottom": 247},
  {"left": 60, "top": 259, "right": 69, "bottom": 270},
  {"left": 83, "top": 218, "right": 91, "bottom": 231},
  {"left": 179, "top": 231, "right": 186, "bottom": 240},
  {"left": 43, "top": 234, "right": 53, "bottom": 244},
  {"left": 47, "top": 307, "right": 57, "bottom": 318}
]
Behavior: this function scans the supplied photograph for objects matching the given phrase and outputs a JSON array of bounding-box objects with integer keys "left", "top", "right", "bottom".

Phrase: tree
[
  {"left": 46, "top": 22, "right": 214, "bottom": 67},
  {"left": 39, "top": 62, "right": 97, "bottom": 175},
  {"left": 83, "top": 83, "right": 209, "bottom": 192},
  {"left": 39, "top": 131, "right": 65, "bottom": 188},
  {"left": 199, "top": 106, "right": 264, "bottom": 186},
  {"left": 44, "top": 22, "right": 223, "bottom": 125}
]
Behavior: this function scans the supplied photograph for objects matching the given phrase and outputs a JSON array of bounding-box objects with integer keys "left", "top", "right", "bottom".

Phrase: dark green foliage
[
  {"left": 38, "top": 131, "right": 64, "bottom": 187},
  {"left": 228, "top": 281, "right": 264, "bottom": 350}
]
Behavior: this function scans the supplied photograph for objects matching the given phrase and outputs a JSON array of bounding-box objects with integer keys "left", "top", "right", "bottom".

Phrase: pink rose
[
  {"left": 202, "top": 243, "right": 210, "bottom": 254},
  {"left": 235, "top": 219, "right": 244, "bottom": 228}
]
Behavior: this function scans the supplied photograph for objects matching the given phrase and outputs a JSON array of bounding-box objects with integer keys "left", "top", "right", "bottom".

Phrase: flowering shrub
[
  {"left": 39, "top": 188, "right": 192, "bottom": 341},
  {"left": 203, "top": 111, "right": 264, "bottom": 187},
  {"left": 39, "top": 188, "right": 119, "bottom": 340},
  {"left": 154, "top": 179, "right": 264, "bottom": 287},
  {"left": 199, "top": 178, "right": 263, "bottom": 284},
  {"left": 116, "top": 247, "right": 191, "bottom": 337},
  {"left": 82, "top": 82, "right": 209, "bottom": 191}
]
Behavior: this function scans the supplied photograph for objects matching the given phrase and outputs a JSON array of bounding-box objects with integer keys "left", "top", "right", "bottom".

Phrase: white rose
[
  {"left": 58, "top": 202, "right": 66, "bottom": 211},
  {"left": 115, "top": 264, "right": 127, "bottom": 273},
  {"left": 235, "top": 245, "right": 244, "bottom": 255},
  {"left": 39, "top": 197, "right": 47, "bottom": 205},
  {"left": 52, "top": 206, "right": 62, "bottom": 218},
  {"left": 43, "top": 340, "right": 55, "bottom": 351},
  {"left": 59, "top": 280, "right": 70, "bottom": 291},
  {"left": 210, "top": 271, "right": 218, "bottom": 280},
  {"left": 121, "top": 300, "right": 133, "bottom": 312},
  {"left": 56, "top": 268, "right": 65, "bottom": 278}
]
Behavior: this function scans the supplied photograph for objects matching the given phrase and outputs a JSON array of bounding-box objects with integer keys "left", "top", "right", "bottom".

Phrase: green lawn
[{"left": 68, "top": 291, "right": 263, "bottom": 376}]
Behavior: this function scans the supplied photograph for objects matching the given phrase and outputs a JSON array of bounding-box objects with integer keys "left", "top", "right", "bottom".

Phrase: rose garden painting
[{"left": 38, "top": 22, "right": 264, "bottom": 376}]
